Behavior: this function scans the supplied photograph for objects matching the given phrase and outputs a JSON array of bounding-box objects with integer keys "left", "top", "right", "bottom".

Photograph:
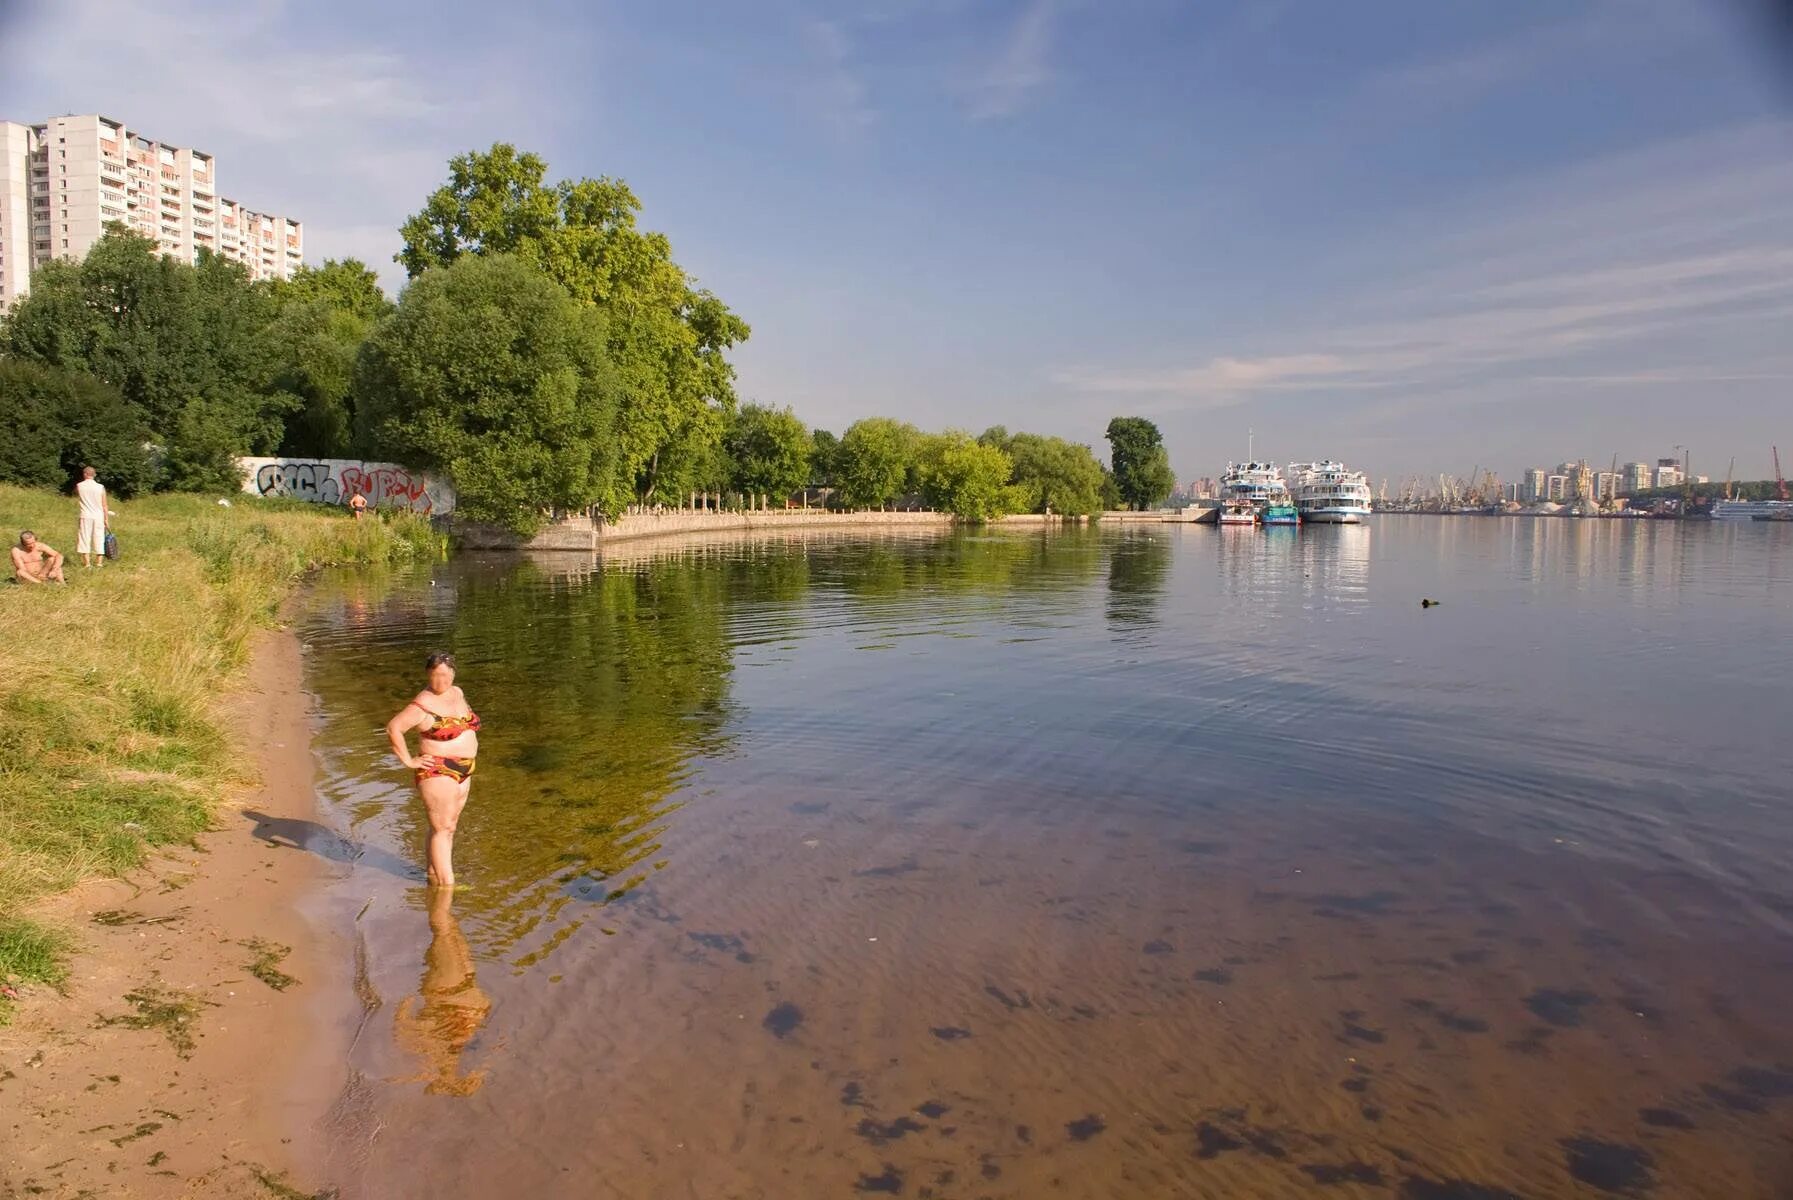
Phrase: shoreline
[{"left": 0, "top": 627, "right": 345, "bottom": 1199}]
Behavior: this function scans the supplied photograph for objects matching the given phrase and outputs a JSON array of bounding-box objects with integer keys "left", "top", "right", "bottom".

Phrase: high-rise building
[
  {"left": 0, "top": 113, "right": 301, "bottom": 307},
  {"left": 1594, "top": 471, "right": 1619, "bottom": 501},
  {"left": 1622, "top": 462, "right": 1650, "bottom": 494},
  {"left": 1546, "top": 474, "right": 1568, "bottom": 501},
  {"left": 1653, "top": 457, "right": 1683, "bottom": 490},
  {"left": 1523, "top": 467, "right": 1548, "bottom": 502}
]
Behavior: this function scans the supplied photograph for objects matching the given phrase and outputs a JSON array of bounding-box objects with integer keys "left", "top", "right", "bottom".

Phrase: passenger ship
[
  {"left": 1219, "top": 461, "right": 1293, "bottom": 510},
  {"left": 1287, "top": 461, "right": 1373, "bottom": 524}
]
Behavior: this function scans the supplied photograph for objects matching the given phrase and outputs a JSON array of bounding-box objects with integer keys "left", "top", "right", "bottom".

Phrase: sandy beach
[{"left": 0, "top": 629, "right": 344, "bottom": 1199}]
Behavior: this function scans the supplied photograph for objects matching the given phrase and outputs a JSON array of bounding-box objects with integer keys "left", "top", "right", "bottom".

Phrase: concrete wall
[
  {"left": 238, "top": 457, "right": 455, "bottom": 516},
  {"left": 449, "top": 509, "right": 1109, "bottom": 551}
]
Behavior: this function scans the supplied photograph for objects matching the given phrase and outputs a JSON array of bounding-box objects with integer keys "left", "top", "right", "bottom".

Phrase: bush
[{"left": 0, "top": 361, "right": 155, "bottom": 496}]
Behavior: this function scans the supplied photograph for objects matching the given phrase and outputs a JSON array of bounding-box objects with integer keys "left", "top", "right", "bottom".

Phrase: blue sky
[{"left": 3, "top": 0, "right": 1790, "bottom": 485}]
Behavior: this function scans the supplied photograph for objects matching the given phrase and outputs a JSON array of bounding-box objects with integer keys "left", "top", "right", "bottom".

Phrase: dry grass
[{"left": 0, "top": 484, "right": 442, "bottom": 1017}]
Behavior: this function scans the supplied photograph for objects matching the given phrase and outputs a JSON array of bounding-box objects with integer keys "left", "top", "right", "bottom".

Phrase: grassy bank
[{"left": 0, "top": 485, "right": 444, "bottom": 1018}]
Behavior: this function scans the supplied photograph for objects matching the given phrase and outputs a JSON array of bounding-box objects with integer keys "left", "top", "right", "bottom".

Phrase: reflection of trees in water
[
  {"left": 392, "top": 887, "right": 491, "bottom": 1097},
  {"left": 830, "top": 528, "right": 1104, "bottom": 603},
  {"left": 1106, "top": 531, "right": 1172, "bottom": 627},
  {"left": 304, "top": 530, "right": 1108, "bottom": 973},
  {"left": 442, "top": 558, "right": 740, "bottom": 964}
]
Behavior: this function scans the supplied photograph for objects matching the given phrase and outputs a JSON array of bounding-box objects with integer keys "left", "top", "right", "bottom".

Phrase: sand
[{"left": 0, "top": 629, "right": 345, "bottom": 1199}]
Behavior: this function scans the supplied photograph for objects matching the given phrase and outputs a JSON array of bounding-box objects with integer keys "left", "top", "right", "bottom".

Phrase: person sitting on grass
[{"left": 11, "top": 531, "right": 67, "bottom": 585}]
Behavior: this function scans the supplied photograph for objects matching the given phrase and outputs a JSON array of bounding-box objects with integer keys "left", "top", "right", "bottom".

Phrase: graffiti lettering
[{"left": 239, "top": 458, "right": 455, "bottom": 516}]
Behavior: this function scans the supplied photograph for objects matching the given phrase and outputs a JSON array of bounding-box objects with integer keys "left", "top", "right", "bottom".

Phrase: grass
[{"left": 0, "top": 484, "right": 444, "bottom": 1020}]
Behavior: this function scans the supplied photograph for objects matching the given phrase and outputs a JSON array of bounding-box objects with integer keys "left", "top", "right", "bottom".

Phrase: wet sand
[{"left": 0, "top": 629, "right": 345, "bottom": 1199}]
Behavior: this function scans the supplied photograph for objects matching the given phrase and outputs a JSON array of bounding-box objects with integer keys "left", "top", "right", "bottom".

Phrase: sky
[{"left": 3, "top": 0, "right": 1791, "bottom": 486}]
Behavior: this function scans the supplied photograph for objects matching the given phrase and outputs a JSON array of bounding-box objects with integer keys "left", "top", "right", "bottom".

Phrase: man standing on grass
[
  {"left": 75, "top": 466, "right": 108, "bottom": 568},
  {"left": 11, "top": 532, "right": 66, "bottom": 584}
]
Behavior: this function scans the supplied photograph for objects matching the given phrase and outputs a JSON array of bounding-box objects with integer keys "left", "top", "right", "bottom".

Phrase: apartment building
[{"left": 0, "top": 113, "right": 302, "bottom": 307}]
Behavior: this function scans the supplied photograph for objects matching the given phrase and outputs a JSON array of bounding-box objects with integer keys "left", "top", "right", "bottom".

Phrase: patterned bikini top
[{"left": 420, "top": 708, "right": 481, "bottom": 741}]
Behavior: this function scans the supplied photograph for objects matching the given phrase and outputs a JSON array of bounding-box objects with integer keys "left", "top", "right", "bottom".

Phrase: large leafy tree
[
  {"left": 267, "top": 259, "right": 394, "bottom": 457},
  {"left": 1105, "top": 416, "right": 1175, "bottom": 510},
  {"left": 396, "top": 144, "right": 749, "bottom": 511},
  {"left": 809, "top": 429, "right": 840, "bottom": 488},
  {"left": 724, "top": 404, "right": 810, "bottom": 499},
  {"left": 918, "top": 431, "right": 1015, "bottom": 522},
  {"left": 2, "top": 227, "right": 293, "bottom": 490},
  {"left": 1008, "top": 433, "right": 1106, "bottom": 516},
  {"left": 834, "top": 417, "right": 917, "bottom": 509},
  {"left": 355, "top": 255, "right": 621, "bottom": 535},
  {"left": 0, "top": 360, "right": 154, "bottom": 496}
]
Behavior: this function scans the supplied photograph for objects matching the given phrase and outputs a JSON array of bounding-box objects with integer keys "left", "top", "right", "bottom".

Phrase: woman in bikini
[{"left": 386, "top": 652, "right": 481, "bottom": 888}]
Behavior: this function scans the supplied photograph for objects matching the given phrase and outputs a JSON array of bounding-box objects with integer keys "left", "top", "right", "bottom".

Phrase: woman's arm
[{"left": 386, "top": 702, "right": 426, "bottom": 769}]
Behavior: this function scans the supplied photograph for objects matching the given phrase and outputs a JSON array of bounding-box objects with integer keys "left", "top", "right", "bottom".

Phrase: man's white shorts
[{"left": 78, "top": 517, "right": 104, "bottom": 554}]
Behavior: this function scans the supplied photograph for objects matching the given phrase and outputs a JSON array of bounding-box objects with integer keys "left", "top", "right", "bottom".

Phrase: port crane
[{"left": 1777, "top": 446, "right": 1788, "bottom": 502}]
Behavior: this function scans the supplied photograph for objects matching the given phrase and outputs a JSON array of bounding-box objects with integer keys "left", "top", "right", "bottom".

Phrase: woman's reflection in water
[{"left": 393, "top": 887, "right": 492, "bottom": 1096}]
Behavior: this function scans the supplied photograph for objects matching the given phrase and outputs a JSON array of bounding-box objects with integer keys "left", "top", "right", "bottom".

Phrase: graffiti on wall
[{"left": 239, "top": 458, "right": 455, "bottom": 515}]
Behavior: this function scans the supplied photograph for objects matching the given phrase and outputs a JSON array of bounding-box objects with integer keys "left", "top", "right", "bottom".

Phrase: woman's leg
[{"left": 419, "top": 774, "right": 464, "bottom": 887}]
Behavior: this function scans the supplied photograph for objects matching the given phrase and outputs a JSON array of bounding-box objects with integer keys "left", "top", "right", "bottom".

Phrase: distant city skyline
[{"left": 1, "top": 1, "right": 1788, "bottom": 480}]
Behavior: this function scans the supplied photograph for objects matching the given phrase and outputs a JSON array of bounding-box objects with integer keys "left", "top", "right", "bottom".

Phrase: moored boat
[
  {"left": 1218, "top": 499, "right": 1258, "bottom": 526},
  {"left": 1261, "top": 501, "right": 1300, "bottom": 526},
  {"left": 1287, "top": 461, "right": 1373, "bottom": 523}
]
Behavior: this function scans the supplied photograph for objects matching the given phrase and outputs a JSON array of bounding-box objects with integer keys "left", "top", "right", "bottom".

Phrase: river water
[{"left": 293, "top": 519, "right": 1793, "bottom": 1199}]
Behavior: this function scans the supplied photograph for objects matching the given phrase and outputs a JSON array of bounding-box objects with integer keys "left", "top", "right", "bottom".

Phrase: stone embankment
[{"left": 455, "top": 509, "right": 1094, "bottom": 551}]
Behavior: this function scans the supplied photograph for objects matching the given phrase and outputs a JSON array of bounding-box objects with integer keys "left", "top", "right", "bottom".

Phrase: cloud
[
  {"left": 966, "top": 0, "right": 1056, "bottom": 119},
  {"left": 1051, "top": 120, "right": 1793, "bottom": 417}
]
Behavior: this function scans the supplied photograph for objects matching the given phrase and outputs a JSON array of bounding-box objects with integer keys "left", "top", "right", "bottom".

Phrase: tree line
[{"left": 0, "top": 144, "right": 1177, "bottom": 532}]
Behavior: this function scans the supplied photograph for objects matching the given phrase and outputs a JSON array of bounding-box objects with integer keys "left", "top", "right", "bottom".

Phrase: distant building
[
  {"left": 1502, "top": 482, "right": 1520, "bottom": 503},
  {"left": 1523, "top": 468, "right": 1547, "bottom": 502},
  {"left": 1570, "top": 461, "right": 1593, "bottom": 501},
  {"left": 1653, "top": 457, "right": 1683, "bottom": 490},
  {"left": 1546, "top": 474, "right": 1569, "bottom": 501},
  {"left": 0, "top": 112, "right": 301, "bottom": 307},
  {"left": 1594, "top": 471, "right": 1619, "bottom": 501},
  {"left": 1622, "top": 462, "right": 1651, "bottom": 494}
]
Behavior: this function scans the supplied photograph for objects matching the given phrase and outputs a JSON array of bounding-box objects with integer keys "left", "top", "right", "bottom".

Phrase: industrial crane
[{"left": 1777, "top": 446, "right": 1788, "bottom": 502}]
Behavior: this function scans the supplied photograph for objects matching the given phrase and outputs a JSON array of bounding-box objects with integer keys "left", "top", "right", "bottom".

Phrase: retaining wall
[{"left": 452, "top": 509, "right": 1093, "bottom": 551}]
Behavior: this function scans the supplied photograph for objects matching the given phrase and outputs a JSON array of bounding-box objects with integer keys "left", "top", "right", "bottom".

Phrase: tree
[
  {"left": 1007, "top": 433, "right": 1106, "bottom": 516},
  {"left": 834, "top": 418, "right": 916, "bottom": 509},
  {"left": 724, "top": 404, "right": 810, "bottom": 500},
  {"left": 918, "top": 431, "right": 1015, "bottom": 522},
  {"left": 809, "top": 429, "right": 840, "bottom": 488},
  {"left": 1105, "top": 416, "right": 1175, "bottom": 510},
  {"left": 268, "top": 260, "right": 394, "bottom": 457},
  {"left": 2, "top": 227, "right": 295, "bottom": 491},
  {"left": 355, "top": 255, "right": 620, "bottom": 535},
  {"left": 1099, "top": 466, "right": 1123, "bottom": 511},
  {"left": 0, "top": 360, "right": 154, "bottom": 496},
  {"left": 396, "top": 144, "right": 749, "bottom": 511}
]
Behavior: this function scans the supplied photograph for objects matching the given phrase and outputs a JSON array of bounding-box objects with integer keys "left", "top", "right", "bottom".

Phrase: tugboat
[{"left": 1261, "top": 498, "right": 1300, "bottom": 526}]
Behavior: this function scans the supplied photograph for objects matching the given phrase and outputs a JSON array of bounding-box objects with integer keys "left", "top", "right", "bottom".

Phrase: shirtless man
[{"left": 11, "top": 531, "right": 67, "bottom": 585}]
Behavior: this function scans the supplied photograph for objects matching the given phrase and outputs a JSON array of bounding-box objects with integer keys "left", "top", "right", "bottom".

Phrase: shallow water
[{"left": 294, "top": 519, "right": 1793, "bottom": 1198}]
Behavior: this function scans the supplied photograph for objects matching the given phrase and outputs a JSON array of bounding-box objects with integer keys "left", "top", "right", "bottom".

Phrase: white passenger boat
[
  {"left": 1218, "top": 499, "right": 1258, "bottom": 526},
  {"left": 1287, "top": 461, "right": 1373, "bottom": 524}
]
